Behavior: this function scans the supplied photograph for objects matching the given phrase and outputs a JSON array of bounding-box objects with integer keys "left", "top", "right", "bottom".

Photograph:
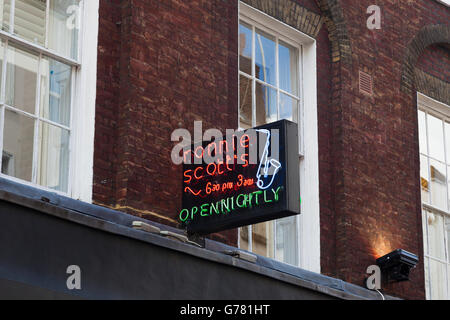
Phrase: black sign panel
[{"left": 179, "top": 120, "right": 300, "bottom": 235}]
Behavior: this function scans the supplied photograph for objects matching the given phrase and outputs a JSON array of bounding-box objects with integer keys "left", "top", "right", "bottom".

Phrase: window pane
[
  {"left": 255, "top": 28, "right": 276, "bottom": 86},
  {"left": 446, "top": 122, "right": 450, "bottom": 163},
  {"left": 420, "top": 155, "right": 430, "bottom": 203},
  {"left": 0, "top": 41, "right": 4, "bottom": 95},
  {"left": 428, "top": 114, "right": 445, "bottom": 162},
  {"left": 37, "top": 122, "right": 69, "bottom": 192},
  {"left": 239, "top": 227, "right": 249, "bottom": 251},
  {"left": 239, "top": 74, "right": 252, "bottom": 129},
  {"left": 430, "top": 159, "right": 447, "bottom": 210},
  {"left": 424, "top": 257, "right": 431, "bottom": 300},
  {"left": 418, "top": 110, "right": 427, "bottom": 154},
  {"left": 280, "top": 93, "right": 298, "bottom": 123},
  {"left": 14, "top": 0, "right": 46, "bottom": 46},
  {"left": 252, "top": 221, "right": 274, "bottom": 259},
  {"left": 239, "top": 22, "right": 252, "bottom": 75},
  {"left": 279, "top": 40, "right": 298, "bottom": 96},
  {"left": 49, "top": 0, "right": 80, "bottom": 60},
  {"left": 427, "top": 211, "right": 446, "bottom": 260},
  {"left": 2, "top": 109, "right": 34, "bottom": 181},
  {"left": 276, "top": 216, "right": 298, "bottom": 265},
  {"left": 447, "top": 217, "right": 450, "bottom": 263},
  {"left": 448, "top": 166, "right": 450, "bottom": 215},
  {"left": 6, "top": 45, "right": 38, "bottom": 114},
  {"left": 1, "top": 0, "right": 12, "bottom": 32},
  {"left": 255, "top": 82, "right": 276, "bottom": 126},
  {"left": 422, "top": 210, "right": 429, "bottom": 255},
  {"left": 40, "top": 57, "right": 72, "bottom": 126},
  {"left": 429, "top": 259, "right": 447, "bottom": 300}
]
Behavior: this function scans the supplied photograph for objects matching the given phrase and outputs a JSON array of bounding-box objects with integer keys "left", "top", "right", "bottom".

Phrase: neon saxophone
[{"left": 255, "top": 129, "right": 281, "bottom": 190}]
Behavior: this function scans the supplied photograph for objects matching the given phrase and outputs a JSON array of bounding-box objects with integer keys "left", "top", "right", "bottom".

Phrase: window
[
  {"left": 0, "top": 0, "right": 99, "bottom": 201},
  {"left": 238, "top": 2, "right": 320, "bottom": 271},
  {"left": 435, "top": 0, "right": 450, "bottom": 7},
  {"left": 238, "top": 21, "right": 300, "bottom": 129},
  {"left": 418, "top": 93, "right": 450, "bottom": 300}
]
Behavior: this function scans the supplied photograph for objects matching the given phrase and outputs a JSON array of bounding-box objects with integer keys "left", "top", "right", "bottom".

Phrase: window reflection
[
  {"left": 239, "top": 74, "right": 252, "bottom": 129},
  {"left": 279, "top": 40, "right": 298, "bottom": 96},
  {"left": 420, "top": 154, "right": 430, "bottom": 203},
  {"left": 14, "top": 0, "right": 46, "bottom": 46},
  {"left": 255, "top": 29, "right": 276, "bottom": 86},
  {"left": 6, "top": 45, "right": 38, "bottom": 115},
  {"left": 428, "top": 113, "right": 445, "bottom": 162},
  {"left": 255, "top": 82, "right": 277, "bottom": 126},
  {"left": 430, "top": 159, "right": 447, "bottom": 210},
  {"left": 418, "top": 110, "right": 427, "bottom": 154},
  {"left": 2, "top": 109, "right": 34, "bottom": 182},
  {"left": 239, "top": 22, "right": 252, "bottom": 75},
  {"left": 238, "top": 20, "right": 301, "bottom": 266},
  {"left": 419, "top": 102, "right": 450, "bottom": 300}
]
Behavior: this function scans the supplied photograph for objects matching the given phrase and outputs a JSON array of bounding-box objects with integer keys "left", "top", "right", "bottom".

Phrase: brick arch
[
  {"left": 401, "top": 24, "right": 450, "bottom": 95},
  {"left": 241, "top": 0, "right": 352, "bottom": 65},
  {"left": 314, "top": 0, "right": 352, "bottom": 65}
]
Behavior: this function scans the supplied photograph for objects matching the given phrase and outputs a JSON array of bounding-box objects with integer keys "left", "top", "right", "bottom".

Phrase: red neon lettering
[
  {"left": 219, "top": 140, "right": 228, "bottom": 155},
  {"left": 183, "top": 170, "right": 193, "bottom": 184},
  {"left": 225, "top": 155, "right": 233, "bottom": 171},
  {"left": 217, "top": 161, "right": 225, "bottom": 175},
  {"left": 206, "top": 163, "right": 217, "bottom": 175},
  {"left": 240, "top": 153, "right": 249, "bottom": 167},
  {"left": 184, "top": 187, "right": 201, "bottom": 196},
  {"left": 183, "top": 150, "right": 193, "bottom": 164},
  {"left": 240, "top": 134, "right": 250, "bottom": 148},
  {"left": 237, "top": 174, "right": 244, "bottom": 187},
  {"left": 194, "top": 146, "right": 204, "bottom": 159},
  {"left": 194, "top": 167, "right": 204, "bottom": 180},
  {"left": 207, "top": 142, "right": 216, "bottom": 157}
]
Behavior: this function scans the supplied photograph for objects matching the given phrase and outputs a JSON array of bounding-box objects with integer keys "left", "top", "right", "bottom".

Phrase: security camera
[{"left": 376, "top": 249, "right": 419, "bottom": 282}]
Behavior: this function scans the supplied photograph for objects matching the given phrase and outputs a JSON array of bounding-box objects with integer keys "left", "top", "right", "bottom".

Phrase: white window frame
[
  {"left": 418, "top": 92, "right": 450, "bottom": 300},
  {"left": 0, "top": 0, "right": 99, "bottom": 203},
  {"left": 435, "top": 0, "right": 450, "bottom": 7},
  {"left": 238, "top": 1, "right": 320, "bottom": 273}
]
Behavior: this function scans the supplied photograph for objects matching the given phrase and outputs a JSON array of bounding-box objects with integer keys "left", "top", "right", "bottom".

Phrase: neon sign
[
  {"left": 180, "top": 120, "right": 301, "bottom": 235},
  {"left": 255, "top": 129, "right": 282, "bottom": 190}
]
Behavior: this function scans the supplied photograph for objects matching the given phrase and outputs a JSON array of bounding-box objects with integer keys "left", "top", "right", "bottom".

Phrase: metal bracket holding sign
[{"left": 179, "top": 120, "right": 301, "bottom": 235}]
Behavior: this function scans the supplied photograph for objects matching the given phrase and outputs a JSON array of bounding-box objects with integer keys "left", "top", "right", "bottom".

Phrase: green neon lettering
[
  {"left": 263, "top": 190, "right": 272, "bottom": 203},
  {"left": 272, "top": 187, "right": 282, "bottom": 202},
  {"left": 236, "top": 194, "right": 247, "bottom": 208},
  {"left": 253, "top": 191, "right": 263, "bottom": 205},
  {"left": 181, "top": 187, "right": 285, "bottom": 222},
  {"left": 221, "top": 198, "right": 230, "bottom": 213},
  {"left": 200, "top": 204, "right": 209, "bottom": 217},
  {"left": 191, "top": 206, "right": 198, "bottom": 220},
  {"left": 247, "top": 193, "right": 253, "bottom": 208},
  {"left": 179, "top": 209, "right": 190, "bottom": 222},
  {"left": 210, "top": 202, "right": 220, "bottom": 215}
]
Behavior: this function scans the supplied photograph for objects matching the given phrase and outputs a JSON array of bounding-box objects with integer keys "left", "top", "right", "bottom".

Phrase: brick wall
[
  {"left": 94, "top": 0, "right": 238, "bottom": 244},
  {"left": 320, "top": 0, "right": 449, "bottom": 299},
  {"left": 417, "top": 44, "right": 450, "bottom": 83},
  {"left": 94, "top": 0, "right": 121, "bottom": 207},
  {"left": 94, "top": 0, "right": 449, "bottom": 300}
]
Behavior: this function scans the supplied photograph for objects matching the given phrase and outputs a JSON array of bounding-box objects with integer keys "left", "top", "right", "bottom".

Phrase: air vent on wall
[{"left": 359, "top": 70, "right": 373, "bottom": 96}]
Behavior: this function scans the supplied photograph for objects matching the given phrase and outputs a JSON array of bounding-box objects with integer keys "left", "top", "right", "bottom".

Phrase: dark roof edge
[{"left": 0, "top": 178, "right": 400, "bottom": 300}]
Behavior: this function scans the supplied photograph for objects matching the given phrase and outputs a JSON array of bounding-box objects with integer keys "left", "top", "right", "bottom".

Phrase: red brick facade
[{"left": 94, "top": 0, "right": 450, "bottom": 299}]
